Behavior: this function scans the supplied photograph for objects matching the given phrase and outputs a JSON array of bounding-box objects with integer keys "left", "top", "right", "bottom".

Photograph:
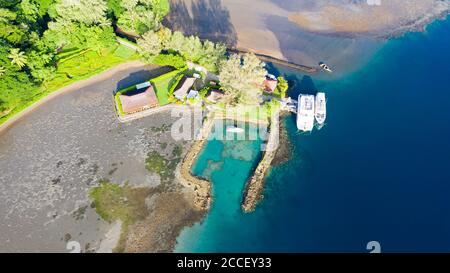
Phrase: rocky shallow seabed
[{"left": 0, "top": 65, "right": 202, "bottom": 252}]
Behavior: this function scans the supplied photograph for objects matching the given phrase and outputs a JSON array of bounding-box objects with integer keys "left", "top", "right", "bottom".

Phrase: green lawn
[
  {"left": 213, "top": 100, "right": 281, "bottom": 124},
  {"left": 113, "top": 44, "right": 136, "bottom": 59},
  {"left": 0, "top": 44, "right": 139, "bottom": 126},
  {"left": 149, "top": 69, "right": 182, "bottom": 106},
  {"left": 114, "top": 69, "right": 183, "bottom": 116},
  {"left": 45, "top": 46, "right": 139, "bottom": 92}
]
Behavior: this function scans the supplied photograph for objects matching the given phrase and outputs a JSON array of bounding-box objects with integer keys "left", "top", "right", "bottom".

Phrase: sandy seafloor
[{"left": 165, "top": 0, "right": 449, "bottom": 74}]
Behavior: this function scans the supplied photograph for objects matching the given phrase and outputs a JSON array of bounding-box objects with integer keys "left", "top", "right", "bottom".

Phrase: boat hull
[
  {"left": 315, "top": 92, "right": 327, "bottom": 125},
  {"left": 297, "top": 94, "right": 315, "bottom": 132},
  {"left": 226, "top": 126, "right": 244, "bottom": 133}
]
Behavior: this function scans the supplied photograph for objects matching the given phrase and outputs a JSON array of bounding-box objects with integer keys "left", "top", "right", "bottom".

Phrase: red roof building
[
  {"left": 263, "top": 78, "right": 278, "bottom": 93},
  {"left": 119, "top": 85, "right": 159, "bottom": 114}
]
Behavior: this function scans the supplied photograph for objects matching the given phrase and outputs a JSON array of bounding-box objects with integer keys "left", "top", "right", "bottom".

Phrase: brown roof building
[
  {"left": 119, "top": 85, "right": 159, "bottom": 114},
  {"left": 263, "top": 78, "right": 278, "bottom": 93},
  {"left": 206, "top": 90, "right": 225, "bottom": 103},
  {"left": 173, "top": 76, "right": 196, "bottom": 100}
]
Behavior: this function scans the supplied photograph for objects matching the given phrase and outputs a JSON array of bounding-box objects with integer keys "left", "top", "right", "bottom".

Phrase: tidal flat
[
  {"left": 0, "top": 65, "right": 202, "bottom": 252},
  {"left": 166, "top": 0, "right": 449, "bottom": 73}
]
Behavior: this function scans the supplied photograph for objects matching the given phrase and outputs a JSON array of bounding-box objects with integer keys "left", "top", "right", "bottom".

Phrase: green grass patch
[
  {"left": 149, "top": 69, "right": 183, "bottom": 106},
  {"left": 167, "top": 73, "right": 184, "bottom": 101},
  {"left": 153, "top": 53, "right": 187, "bottom": 70},
  {"left": 89, "top": 179, "right": 153, "bottom": 252},
  {"left": 0, "top": 44, "right": 139, "bottom": 126},
  {"left": 45, "top": 47, "right": 138, "bottom": 92},
  {"left": 56, "top": 48, "right": 89, "bottom": 62},
  {"left": 113, "top": 44, "right": 136, "bottom": 59},
  {"left": 145, "top": 145, "right": 183, "bottom": 183},
  {"left": 114, "top": 93, "right": 125, "bottom": 116},
  {"left": 89, "top": 179, "right": 151, "bottom": 224},
  {"left": 114, "top": 69, "right": 183, "bottom": 112},
  {"left": 113, "top": 70, "right": 183, "bottom": 116},
  {"left": 116, "top": 36, "right": 137, "bottom": 47},
  {"left": 213, "top": 103, "right": 276, "bottom": 123}
]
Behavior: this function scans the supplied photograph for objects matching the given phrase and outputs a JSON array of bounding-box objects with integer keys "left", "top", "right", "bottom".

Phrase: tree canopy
[
  {"left": 137, "top": 27, "right": 226, "bottom": 72},
  {"left": 219, "top": 53, "right": 267, "bottom": 105},
  {"left": 112, "top": 0, "right": 170, "bottom": 35},
  {"left": 50, "top": 0, "right": 108, "bottom": 25},
  {"left": 0, "top": 0, "right": 272, "bottom": 123},
  {"left": 0, "top": 0, "right": 116, "bottom": 117}
]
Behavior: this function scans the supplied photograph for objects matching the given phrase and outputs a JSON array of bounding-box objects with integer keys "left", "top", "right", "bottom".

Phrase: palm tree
[
  {"left": 97, "top": 17, "right": 111, "bottom": 28},
  {"left": 0, "top": 66, "right": 5, "bottom": 77},
  {"left": 8, "top": 48, "right": 27, "bottom": 69}
]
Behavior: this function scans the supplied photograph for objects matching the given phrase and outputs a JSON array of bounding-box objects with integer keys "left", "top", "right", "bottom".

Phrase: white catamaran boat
[
  {"left": 297, "top": 94, "right": 315, "bottom": 132},
  {"left": 315, "top": 92, "right": 326, "bottom": 125}
]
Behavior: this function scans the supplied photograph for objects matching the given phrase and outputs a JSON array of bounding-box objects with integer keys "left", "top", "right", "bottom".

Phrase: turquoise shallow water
[
  {"left": 175, "top": 120, "right": 264, "bottom": 252},
  {"left": 176, "top": 16, "right": 450, "bottom": 252}
]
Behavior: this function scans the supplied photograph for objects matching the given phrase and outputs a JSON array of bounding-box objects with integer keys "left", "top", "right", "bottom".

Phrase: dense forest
[{"left": 0, "top": 0, "right": 228, "bottom": 121}]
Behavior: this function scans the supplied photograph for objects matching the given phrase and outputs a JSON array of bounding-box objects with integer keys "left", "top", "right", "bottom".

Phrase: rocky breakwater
[
  {"left": 241, "top": 115, "right": 279, "bottom": 213},
  {"left": 177, "top": 114, "right": 216, "bottom": 210}
]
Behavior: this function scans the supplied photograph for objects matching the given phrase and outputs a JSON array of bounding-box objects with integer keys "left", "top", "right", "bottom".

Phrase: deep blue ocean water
[{"left": 175, "top": 16, "right": 450, "bottom": 252}]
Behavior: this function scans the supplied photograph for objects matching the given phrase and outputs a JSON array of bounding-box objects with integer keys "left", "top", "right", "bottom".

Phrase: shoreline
[
  {"left": 178, "top": 108, "right": 283, "bottom": 214},
  {"left": 228, "top": 48, "right": 318, "bottom": 74},
  {"left": 177, "top": 112, "right": 216, "bottom": 211},
  {"left": 0, "top": 61, "right": 147, "bottom": 136}
]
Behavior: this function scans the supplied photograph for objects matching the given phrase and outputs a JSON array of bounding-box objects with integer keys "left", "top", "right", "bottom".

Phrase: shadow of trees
[
  {"left": 115, "top": 66, "right": 174, "bottom": 93},
  {"left": 268, "top": 0, "right": 316, "bottom": 11},
  {"left": 265, "top": 62, "right": 318, "bottom": 97},
  {"left": 163, "top": 0, "right": 237, "bottom": 46}
]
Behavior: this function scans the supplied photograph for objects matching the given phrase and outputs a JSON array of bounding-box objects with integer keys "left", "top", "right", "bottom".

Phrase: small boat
[
  {"left": 266, "top": 74, "right": 277, "bottom": 81},
  {"left": 315, "top": 92, "right": 326, "bottom": 125},
  {"left": 319, "top": 62, "right": 333, "bottom": 73},
  {"left": 226, "top": 126, "right": 244, "bottom": 133},
  {"left": 297, "top": 94, "right": 315, "bottom": 132}
]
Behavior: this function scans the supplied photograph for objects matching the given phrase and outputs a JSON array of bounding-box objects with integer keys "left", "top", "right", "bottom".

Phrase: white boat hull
[
  {"left": 297, "top": 94, "right": 315, "bottom": 132},
  {"left": 319, "top": 63, "right": 333, "bottom": 73},
  {"left": 315, "top": 92, "right": 326, "bottom": 125},
  {"left": 226, "top": 126, "right": 244, "bottom": 133}
]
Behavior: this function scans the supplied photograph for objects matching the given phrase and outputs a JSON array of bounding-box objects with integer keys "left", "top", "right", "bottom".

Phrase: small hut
[
  {"left": 173, "top": 76, "right": 196, "bottom": 100},
  {"left": 263, "top": 75, "right": 278, "bottom": 93}
]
